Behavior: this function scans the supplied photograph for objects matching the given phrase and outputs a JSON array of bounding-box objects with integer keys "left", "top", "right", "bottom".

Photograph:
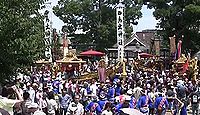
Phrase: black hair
[
  {"left": 47, "top": 91, "right": 55, "bottom": 99},
  {"left": 120, "top": 89, "right": 126, "bottom": 95},
  {"left": 104, "top": 102, "right": 111, "bottom": 110},
  {"left": 121, "top": 101, "right": 130, "bottom": 108},
  {"left": 23, "top": 92, "right": 30, "bottom": 100}
]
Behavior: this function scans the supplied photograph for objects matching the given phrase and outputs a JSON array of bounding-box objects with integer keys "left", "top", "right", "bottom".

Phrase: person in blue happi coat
[
  {"left": 137, "top": 90, "right": 153, "bottom": 115},
  {"left": 115, "top": 80, "right": 121, "bottom": 96},
  {"left": 85, "top": 96, "right": 101, "bottom": 115},
  {"left": 127, "top": 89, "right": 137, "bottom": 108},
  {"left": 98, "top": 92, "right": 108, "bottom": 111},
  {"left": 154, "top": 92, "right": 169, "bottom": 115},
  {"left": 107, "top": 82, "right": 115, "bottom": 101}
]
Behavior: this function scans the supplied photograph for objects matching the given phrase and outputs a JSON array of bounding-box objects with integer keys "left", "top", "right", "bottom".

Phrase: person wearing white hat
[{"left": 127, "top": 89, "right": 137, "bottom": 109}]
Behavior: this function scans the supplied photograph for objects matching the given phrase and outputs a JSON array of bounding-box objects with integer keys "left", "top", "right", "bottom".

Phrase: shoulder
[
  {"left": 78, "top": 103, "right": 84, "bottom": 108},
  {"left": 49, "top": 99, "right": 57, "bottom": 103}
]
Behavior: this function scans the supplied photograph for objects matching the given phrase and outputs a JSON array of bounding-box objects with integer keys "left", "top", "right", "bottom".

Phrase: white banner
[
  {"left": 44, "top": 10, "right": 52, "bottom": 62},
  {"left": 116, "top": 3, "right": 124, "bottom": 62}
]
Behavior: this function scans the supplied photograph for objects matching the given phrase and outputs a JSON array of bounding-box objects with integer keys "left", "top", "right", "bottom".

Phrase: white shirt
[
  {"left": 80, "top": 88, "right": 87, "bottom": 97},
  {"left": 27, "top": 88, "right": 35, "bottom": 103},
  {"left": 90, "top": 83, "right": 98, "bottom": 96},
  {"left": 0, "top": 96, "right": 21, "bottom": 114},
  {"left": 67, "top": 102, "right": 84, "bottom": 115},
  {"left": 76, "top": 103, "right": 84, "bottom": 115},
  {"left": 102, "top": 110, "right": 113, "bottom": 115},
  {"left": 47, "top": 99, "right": 58, "bottom": 115},
  {"left": 33, "top": 110, "right": 46, "bottom": 115}
]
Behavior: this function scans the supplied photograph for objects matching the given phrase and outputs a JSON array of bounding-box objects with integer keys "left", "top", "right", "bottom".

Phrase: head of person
[
  {"left": 74, "top": 95, "right": 80, "bottom": 104},
  {"left": 92, "top": 96, "right": 98, "bottom": 102},
  {"left": 104, "top": 102, "right": 112, "bottom": 110},
  {"left": 23, "top": 92, "right": 30, "bottom": 100},
  {"left": 3, "top": 86, "right": 16, "bottom": 99},
  {"left": 47, "top": 91, "right": 55, "bottom": 100},
  {"left": 62, "top": 90, "right": 67, "bottom": 96},
  {"left": 127, "top": 89, "right": 133, "bottom": 96},
  {"left": 121, "top": 100, "right": 130, "bottom": 108},
  {"left": 99, "top": 93, "right": 106, "bottom": 100}
]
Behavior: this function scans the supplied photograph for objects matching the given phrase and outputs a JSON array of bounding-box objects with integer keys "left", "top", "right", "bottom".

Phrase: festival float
[
  {"left": 172, "top": 54, "right": 199, "bottom": 81},
  {"left": 55, "top": 51, "right": 86, "bottom": 79},
  {"left": 34, "top": 59, "right": 51, "bottom": 71}
]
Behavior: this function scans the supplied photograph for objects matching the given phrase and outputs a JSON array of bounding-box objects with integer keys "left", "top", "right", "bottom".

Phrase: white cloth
[
  {"left": 33, "top": 110, "right": 46, "bottom": 115},
  {"left": 67, "top": 102, "right": 84, "bottom": 115},
  {"left": 90, "top": 83, "right": 98, "bottom": 96},
  {"left": 27, "top": 88, "right": 36, "bottom": 103},
  {"left": 80, "top": 88, "right": 87, "bottom": 97},
  {"left": 0, "top": 96, "right": 21, "bottom": 114},
  {"left": 47, "top": 99, "right": 58, "bottom": 115},
  {"left": 102, "top": 110, "right": 113, "bottom": 115}
]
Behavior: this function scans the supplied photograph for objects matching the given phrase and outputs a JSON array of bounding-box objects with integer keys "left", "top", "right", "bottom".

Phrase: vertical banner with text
[
  {"left": 44, "top": 10, "right": 52, "bottom": 62},
  {"left": 116, "top": 2, "right": 124, "bottom": 62}
]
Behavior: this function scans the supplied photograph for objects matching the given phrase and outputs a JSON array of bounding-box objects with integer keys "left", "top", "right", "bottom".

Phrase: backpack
[{"left": 177, "top": 85, "right": 186, "bottom": 98}]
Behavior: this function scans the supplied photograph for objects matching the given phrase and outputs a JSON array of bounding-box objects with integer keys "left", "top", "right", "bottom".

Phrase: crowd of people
[{"left": 0, "top": 59, "right": 200, "bottom": 115}]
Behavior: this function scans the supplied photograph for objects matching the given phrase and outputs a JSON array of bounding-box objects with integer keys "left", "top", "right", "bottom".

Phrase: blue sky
[
  {"left": 49, "top": 0, "right": 158, "bottom": 32},
  {"left": 133, "top": 5, "right": 158, "bottom": 31}
]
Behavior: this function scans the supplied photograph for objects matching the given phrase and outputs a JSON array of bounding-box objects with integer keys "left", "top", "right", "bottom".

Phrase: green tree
[
  {"left": 147, "top": 0, "right": 200, "bottom": 53},
  {"left": 0, "top": 0, "right": 46, "bottom": 82},
  {"left": 53, "top": 0, "right": 143, "bottom": 51}
]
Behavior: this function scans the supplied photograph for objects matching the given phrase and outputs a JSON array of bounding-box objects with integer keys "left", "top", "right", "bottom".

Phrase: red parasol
[
  {"left": 139, "top": 53, "right": 153, "bottom": 58},
  {"left": 80, "top": 49, "right": 104, "bottom": 56}
]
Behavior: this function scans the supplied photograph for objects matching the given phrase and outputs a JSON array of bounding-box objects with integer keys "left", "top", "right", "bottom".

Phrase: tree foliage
[
  {"left": 0, "top": 0, "right": 46, "bottom": 82},
  {"left": 53, "top": 0, "right": 143, "bottom": 51},
  {"left": 146, "top": 0, "right": 200, "bottom": 53}
]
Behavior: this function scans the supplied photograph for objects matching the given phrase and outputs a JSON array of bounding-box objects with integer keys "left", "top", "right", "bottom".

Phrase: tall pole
[
  {"left": 116, "top": 0, "right": 124, "bottom": 62},
  {"left": 63, "top": 32, "right": 68, "bottom": 57}
]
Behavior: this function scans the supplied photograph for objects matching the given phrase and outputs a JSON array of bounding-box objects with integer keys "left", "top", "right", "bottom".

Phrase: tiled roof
[
  {"left": 112, "top": 30, "right": 155, "bottom": 49},
  {"left": 136, "top": 31, "right": 154, "bottom": 47},
  {"left": 113, "top": 33, "right": 147, "bottom": 48}
]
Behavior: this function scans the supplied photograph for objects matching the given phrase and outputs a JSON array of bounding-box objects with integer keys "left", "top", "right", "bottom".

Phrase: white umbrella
[{"left": 119, "top": 108, "right": 144, "bottom": 115}]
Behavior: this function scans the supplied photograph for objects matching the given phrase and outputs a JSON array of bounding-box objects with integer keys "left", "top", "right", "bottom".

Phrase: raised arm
[{"left": 12, "top": 85, "right": 23, "bottom": 101}]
